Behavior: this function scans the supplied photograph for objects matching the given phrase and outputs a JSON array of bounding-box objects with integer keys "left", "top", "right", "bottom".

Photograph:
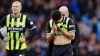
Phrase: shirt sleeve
[
  {"left": 25, "top": 17, "right": 38, "bottom": 41},
  {"left": 68, "top": 19, "right": 75, "bottom": 32},
  {"left": 46, "top": 21, "right": 51, "bottom": 34},
  {"left": 26, "top": 17, "right": 36, "bottom": 30},
  {"left": 0, "top": 16, "right": 6, "bottom": 40}
]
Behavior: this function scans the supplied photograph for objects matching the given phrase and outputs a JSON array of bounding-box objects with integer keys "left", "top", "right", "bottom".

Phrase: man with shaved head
[
  {"left": 0, "top": 1, "right": 38, "bottom": 56},
  {"left": 59, "top": 6, "right": 69, "bottom": 17}
]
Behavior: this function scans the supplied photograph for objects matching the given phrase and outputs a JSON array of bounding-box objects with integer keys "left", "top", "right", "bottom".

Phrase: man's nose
[{"left": 13, "top": 7, "right": 16, "bottom": 9}]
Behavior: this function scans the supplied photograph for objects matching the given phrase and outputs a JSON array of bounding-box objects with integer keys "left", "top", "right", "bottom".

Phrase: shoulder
[
  {"left": 2, "top": 14, "right": 9, "bottom": 20},
  {"left": 21, "top": 14, "right": 27, "bottom": 18},
  {"left": 6, "top": 13, "right": 13, "bottom": 17},
  {"left": 21, "top": 14, "right": 30, "bottom": 20},
  {"left": 47, "top": 19, "right": 53, "bottom": 26},
  {"left": 48, "top": 19, "right": 54, "bottom": 25},
  {"left": 63, "top": 17, "right": 71, "bottom": 24},
  {"left": 64, "top": 17, "right": 74, "bottom": 25},
  {"left": 64, "top": 17, "right": 74, "bottom": 23},
  {"left": 49, "top": 19, "right": 53, "bottom": 21},
  {"left": 68, "top": 18, "right": 74, "bottom": 22},
  {"left": 68, "top": 18, "right": 75, "bottom": 26},
  {"left": 64, "top": 17, "right": 71, "bottom": 21},
  {"left": 49, "top": 19, "right": 53, "bottom": 23}
]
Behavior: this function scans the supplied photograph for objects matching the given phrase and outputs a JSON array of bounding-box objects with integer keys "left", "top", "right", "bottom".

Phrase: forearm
[
  {"left": 46, "top": 33, "right": 54, "bottom": 43},
  {"left": 63, "top": 32, "right": 75, "bottom": 40},
  {"left": 25, "top": 28, "right": 38, "bottom": 41},
  {"left": 58, "top": 28, "right": 75, "bottom": 40}
]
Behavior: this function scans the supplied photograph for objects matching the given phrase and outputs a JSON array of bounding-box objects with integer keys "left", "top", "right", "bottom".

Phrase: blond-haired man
[{"left": 0, "top": 1, "right": 38, "bottom": 56}]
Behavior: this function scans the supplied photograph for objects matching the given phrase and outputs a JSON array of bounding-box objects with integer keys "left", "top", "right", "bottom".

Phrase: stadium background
[{"left": 0, "top": 0, "right": 100, "bottom": 56}]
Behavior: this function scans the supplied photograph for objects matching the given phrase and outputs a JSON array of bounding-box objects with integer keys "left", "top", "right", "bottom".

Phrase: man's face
[
  {"left": 60, "top": 11, "right": 67, "bottom": 16},
  {"left": 12, "top": 2, "right": 21, "bottom": 14},
  {"left": 59, "top": 8, "right": 68, "bottom": 16}
]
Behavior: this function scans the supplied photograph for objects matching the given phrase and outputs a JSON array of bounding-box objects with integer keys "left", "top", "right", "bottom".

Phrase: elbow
[{"left": 33, "top": 28, "right": 38, "bottom": 35}]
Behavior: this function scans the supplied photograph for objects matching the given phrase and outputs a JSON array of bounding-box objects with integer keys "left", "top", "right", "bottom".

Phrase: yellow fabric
[
  {"left": 15, "top": 17, "right": 20, "bottom": 50},
  {"left": 6, "top": 14, "right": 10, "bottom": 27},
  {"left": 6, "top": 14, "right": 27, "bottom": 50},
  {"left": 22, "top": 15, "right": 26, "bottom": 27},
  {"left": 49, "top": 18, "right": 70, "bottom": 32},
  {"left": 6, "top": 14, "right": 10, "bottom": 50},
  {"left": 20, "top": 33, "right": 27, "bottom": 50},
  {"left": 50, "top": 19, "right": 53, "bottom": 28},
  {"left": 6, "top": 32, "right": 10, "bottom": 50},
  {"left": 21, "top": 15, "right": 27, "bottom": 50}
]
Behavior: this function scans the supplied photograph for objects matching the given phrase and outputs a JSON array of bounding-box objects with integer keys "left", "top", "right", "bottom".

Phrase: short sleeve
[
  {"left": 68, "top": 19, "right": 75, "bottom": 32},
  {"left": 26, "top": 17, "right": 36, "bottom": 30}
]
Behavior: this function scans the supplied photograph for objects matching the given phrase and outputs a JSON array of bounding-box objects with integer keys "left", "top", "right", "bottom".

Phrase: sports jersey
[
  {"left": 0, "top": 13, "right": 38, "bottom": 50},
  {"left": 46, "top": 17, "right": 75, "bottom": 35}
]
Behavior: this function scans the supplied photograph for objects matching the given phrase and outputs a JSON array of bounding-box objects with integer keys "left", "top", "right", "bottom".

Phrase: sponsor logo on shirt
[{"left": 7, "top": 27, "right": 23, "bottom": 32}]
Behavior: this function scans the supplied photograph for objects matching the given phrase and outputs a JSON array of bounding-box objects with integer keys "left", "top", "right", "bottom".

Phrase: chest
[
  {"left": 56, "top": 22, "right": 67, "bottom": 29},
  {"left": 6, "top": 18, "right": 26, "bottom": 32},
  {"left": 52, "top": 22, "right": 68, "bottom": 35}
]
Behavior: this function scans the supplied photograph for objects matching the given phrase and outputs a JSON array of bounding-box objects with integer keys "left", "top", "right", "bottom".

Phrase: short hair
[
  {"left": 12, "top": 1, "right": 22, "bottom": 8},
  {"left": 52, "top": 10, "right": 61, "bottom": 21}
]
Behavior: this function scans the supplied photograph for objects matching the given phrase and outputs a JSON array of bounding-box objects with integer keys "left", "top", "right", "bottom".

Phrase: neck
[{"left": 12, "top": 13, "right": 20, "bottom": 18}]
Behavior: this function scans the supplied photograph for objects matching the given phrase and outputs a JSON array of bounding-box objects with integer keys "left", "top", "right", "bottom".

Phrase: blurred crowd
[{"left": 0, "top": 0, "right": 100, "bottom": 56}]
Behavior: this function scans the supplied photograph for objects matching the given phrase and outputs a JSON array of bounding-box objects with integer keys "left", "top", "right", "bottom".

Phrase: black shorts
[
  {"left": 6, "top": 49, "right": 25, "bottom": 56},
  {"left": 52, "top": 43, "right": 73, "bottom": 56}
]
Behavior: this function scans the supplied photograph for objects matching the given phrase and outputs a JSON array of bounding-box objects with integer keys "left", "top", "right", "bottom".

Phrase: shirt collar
[{"left": 11, "top": 13, "right": 22, "bottom": 18}]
